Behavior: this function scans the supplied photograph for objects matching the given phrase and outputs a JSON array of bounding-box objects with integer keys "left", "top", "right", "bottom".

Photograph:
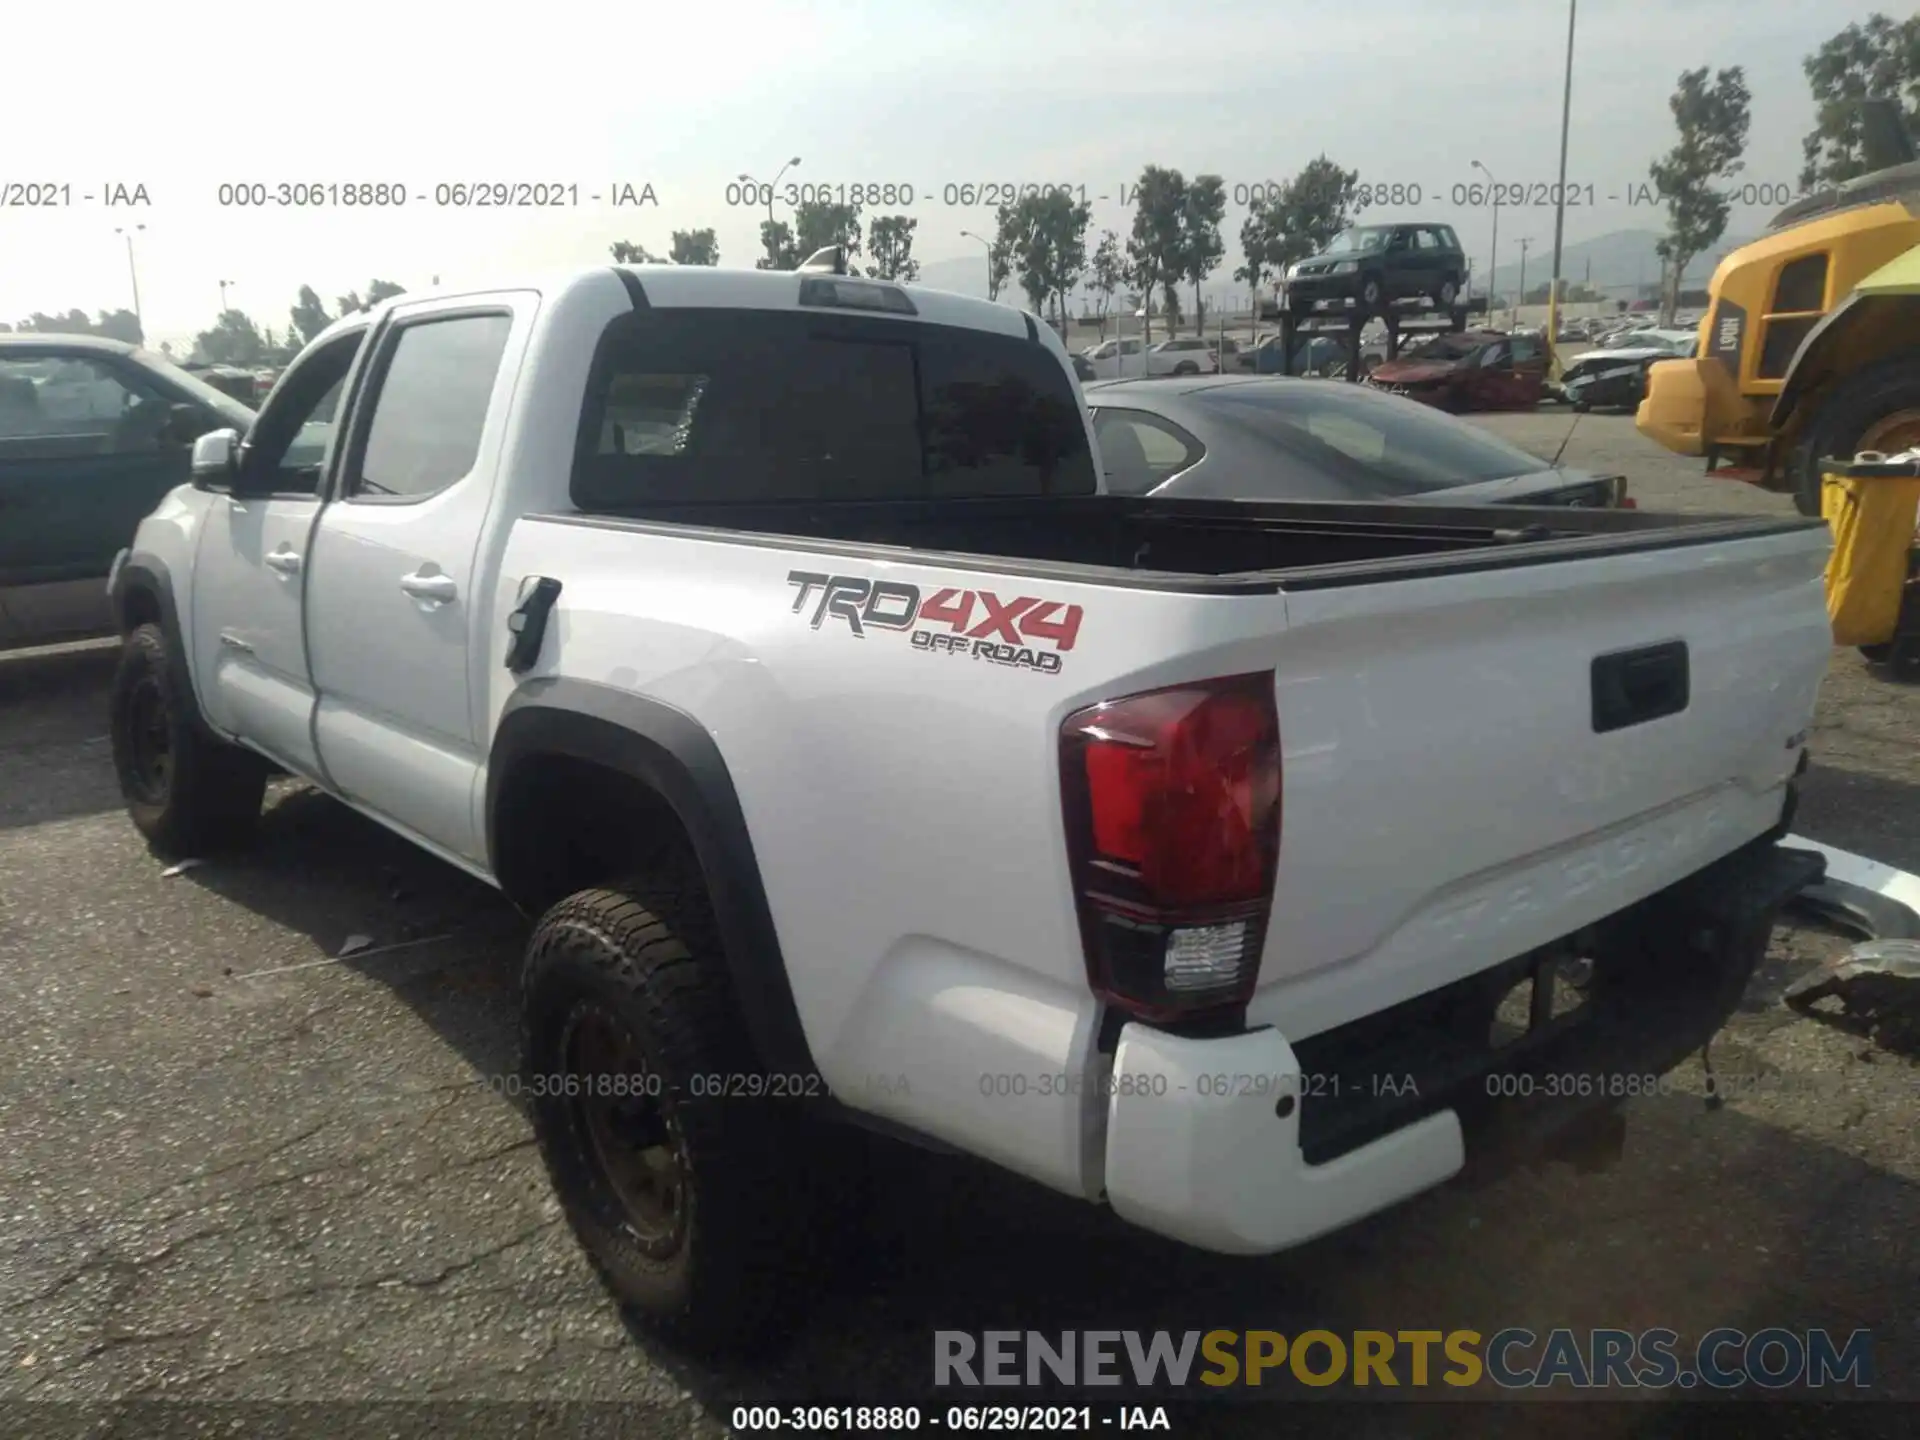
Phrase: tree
[
  {"left": 868, "top": 215, "right": 920, "bottom": 281},
  {"left": 290, "top": 285, "right": 333, "bottom": 345},
  {"left": 1798, "top": 13, "right": 1920, "bottom": 191},
  {"left": 987, "top": 207, "right": 1015, "bottom": 302},
  {"left": 1649, "top": 66, "right": 1751, "bottom": 324},
  {"left": 793, "top": 201, "right": 863, "bottom": 264},
  {"left": 755, "top": 220, "right": 799, "bottom": 271},
  {"left": 1178, "top": 175, "right": 1226, "bottom": 334},
  {"left": 1126, "top": 166, "right": 1188, "bottom": 348},
  {"left": 1236, "top": 197, "right": 1279, "bottom": 314},
  {"left": 366, "top": 280, "right": 406, "bottom": 306},
  {"left": 1036, "top": 192, "right": 1093, "bottom": 327},
  {"left": 15, "top": 309, "right": 96, "bottom": 335},
  {"left": 992, "top": 191, "right": 1092, "bottom": 327},
  {"left": 194, "top": 310, "right": 268, "bottom": 365},
  {"left": 93, "top": 309, "right": 143, "bottom": 344},
  {"left": 1089, "top": 230, "right": 1125, "bottom": 334},
  {"left": 668, "top": 228, "right": 719, "bottom": 265},
  {"left": 1276, "top": 157, "right": 1361, "bottom": 262},
  {"left": 610, "top": 239, "right": 658, "bottom": 263}
]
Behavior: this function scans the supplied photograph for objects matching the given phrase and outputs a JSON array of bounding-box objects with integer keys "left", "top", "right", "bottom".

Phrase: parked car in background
[
  {"left": 1285, "top": 223, "right": 1469, "bottom": 317},
  {"left": 1243, "top": 331, "right": 1390, "bottom": 377},
  {"left": 1558, "top": 328, "right": 1700, "bottom": 412},
  {"left": 182, "top": 363, "right": 266, "bottom": 405},
  {"left": 1084, "top": 336, "right": 1148, "bottom": 379},
  {"left": 1146, "top": 337, "right": 1218, "bottom": 376},
  {"left": 1083, "top": 375, "right": 1629, "bottom": 507},
  {"left": 0, "top": 335, "right": 256, "bottom": 649},
  {"left": 1071, "top": 352, "right": 1097, "bottom": 382},
  {"left": 1364, "top": 329, "right": 1549, "bottom": 411}
]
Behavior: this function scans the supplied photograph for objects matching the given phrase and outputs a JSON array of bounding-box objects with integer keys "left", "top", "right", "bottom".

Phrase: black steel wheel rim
[
  {"left": 123, "top": 674, "right": 172, "bottom": 805},
  {"left": 562, "top": 1003, "right": 689, "bottom": 1260}
]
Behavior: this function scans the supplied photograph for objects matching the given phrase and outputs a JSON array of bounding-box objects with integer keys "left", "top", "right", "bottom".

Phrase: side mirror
[{"left": 191, "top": 428, "right": 242, "bottom": 490}]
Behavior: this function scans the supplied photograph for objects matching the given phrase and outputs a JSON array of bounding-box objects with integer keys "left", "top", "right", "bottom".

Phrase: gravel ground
[{"left": 0, "top": 413, "right": 1913, "bottom": 1438}]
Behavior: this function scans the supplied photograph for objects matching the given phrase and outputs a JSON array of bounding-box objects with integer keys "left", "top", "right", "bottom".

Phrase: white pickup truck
[{"left": 108, "top": 262, "right": 1831, "bottom": 1352}]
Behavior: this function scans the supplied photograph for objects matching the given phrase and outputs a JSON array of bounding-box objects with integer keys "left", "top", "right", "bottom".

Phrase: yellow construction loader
[{"left": 1638, "top": 103, "right": 1920, "bottom": 515}]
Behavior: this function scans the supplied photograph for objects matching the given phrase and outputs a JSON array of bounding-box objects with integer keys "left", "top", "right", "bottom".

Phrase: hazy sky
[{"left": 0, "top": 0, "right": 1878, "bottom": 350}]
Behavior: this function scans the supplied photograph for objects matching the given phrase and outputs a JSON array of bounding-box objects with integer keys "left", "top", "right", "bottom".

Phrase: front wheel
[
  {"left": 521, "top": 879, "right": 820, "bottom": 1354},
  {"left": 1359, "top": 276, "right": 1384, "bottom": 311},
  {"left": 1436, "top": 277, "right": 1459, "bottom": 310},
  {"left": 1173, "top": 361, "right": 1198, "bottom": 376},
  {"left": 110, "top": 623, "right": 266, "bottom": 856}
]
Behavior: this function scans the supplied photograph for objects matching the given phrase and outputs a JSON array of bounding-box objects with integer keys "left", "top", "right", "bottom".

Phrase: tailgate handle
[{"left": 1591, "top": 641, "right": 1689, "bottom": 733}]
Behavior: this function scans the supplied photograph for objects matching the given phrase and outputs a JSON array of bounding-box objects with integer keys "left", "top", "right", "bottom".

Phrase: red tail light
[{"left": 1059, "top": 672, "right": 1281, "bottom": 1022}]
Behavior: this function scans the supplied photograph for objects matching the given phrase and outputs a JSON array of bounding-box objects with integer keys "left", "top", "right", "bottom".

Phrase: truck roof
[{"left": 333, "top": 265, "right": 1042, "bottom": 347}]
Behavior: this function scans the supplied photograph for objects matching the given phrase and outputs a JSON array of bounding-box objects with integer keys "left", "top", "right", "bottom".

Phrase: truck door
[
  {"left": 188, "top": 327, "right": 366, "bottom": 778},
  {"left": 303, "top": 295, "right": 529, "bottom": 864}
]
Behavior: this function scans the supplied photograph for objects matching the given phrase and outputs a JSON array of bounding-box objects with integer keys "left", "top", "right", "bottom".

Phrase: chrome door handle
[
  {"left": 264, "top": 548, "right": 303, "bottom": 575},
  {"left": 400, "top": 570, "right": 458, "bottom": 604}
]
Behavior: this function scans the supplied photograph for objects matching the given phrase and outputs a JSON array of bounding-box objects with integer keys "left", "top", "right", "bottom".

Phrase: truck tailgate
[{"left": 1246, "top": 523, "right": 1830, "bottom": 1040}]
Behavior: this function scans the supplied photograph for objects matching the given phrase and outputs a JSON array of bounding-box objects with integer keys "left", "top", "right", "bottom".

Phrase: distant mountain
[{"left": 1480, "top": 228, "right": 1758, "bottom": 299}]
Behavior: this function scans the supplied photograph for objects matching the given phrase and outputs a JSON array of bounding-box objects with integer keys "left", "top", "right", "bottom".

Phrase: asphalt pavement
[{"left": 0, "top": 413, "right": 1913, "bottom": 1437}]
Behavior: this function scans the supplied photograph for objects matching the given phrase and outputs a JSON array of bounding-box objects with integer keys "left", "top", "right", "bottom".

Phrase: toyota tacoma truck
[{"left": 107, "top": 262, "right": 1831, "bottom": 1353}]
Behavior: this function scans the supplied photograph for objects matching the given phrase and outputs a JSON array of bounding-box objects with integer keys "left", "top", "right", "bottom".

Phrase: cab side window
[
  {"left": 238, "top": 331, "right": 366, "bottom": 494},
  {"left": 344, "top": 314, "right": 512, "bottom": 502}
]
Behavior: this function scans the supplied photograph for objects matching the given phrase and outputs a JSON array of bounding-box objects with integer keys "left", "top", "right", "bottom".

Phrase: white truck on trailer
[{"left": 107, "top": 261, "right": 1831, "bottom": 1352}]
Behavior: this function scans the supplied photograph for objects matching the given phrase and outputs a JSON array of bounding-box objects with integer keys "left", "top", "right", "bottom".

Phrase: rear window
[
  {"left": 571, "top": 309, "right": 1093, "bottom": 509},
  {"left": 1200, "top": 382, "right": 1549, "bottom": 497}
]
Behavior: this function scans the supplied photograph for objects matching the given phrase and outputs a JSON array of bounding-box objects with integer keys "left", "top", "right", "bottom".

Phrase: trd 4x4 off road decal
[{"left": 786, "top": 571, "right": 1083, "bottom": 675}]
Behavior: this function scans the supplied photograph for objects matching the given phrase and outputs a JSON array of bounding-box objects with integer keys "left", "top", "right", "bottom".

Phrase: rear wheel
[
  {"left": 110, "top": 623, "right": 266, "bottom": 857},
  {"left": 1792, "top": 355, "right": 1920, "bottom": 517},
  {"left": 521, "top": 878, "right": 822, "bottom": 1354},
  {"left": 1173, "top": 361, "right": 1198, "bottom": 376}
]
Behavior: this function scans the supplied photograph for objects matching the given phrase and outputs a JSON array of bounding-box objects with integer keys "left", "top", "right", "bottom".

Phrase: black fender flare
[
  {"left": 109, "top": 553, "right": 217, "bottom": 735},
  {"left": 487, "top": 678, "right": 817, "bottom": 1078}
]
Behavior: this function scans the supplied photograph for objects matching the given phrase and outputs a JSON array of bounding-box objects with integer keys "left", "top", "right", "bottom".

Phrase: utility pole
[
  {"left": 115, "top": 224, "right": 146, "bottom": 329},
  {"left": 219, "top": 279, "right": 234, "bottom": 314},
  {"left": 959, "top": 230, "right": 994, "bottom": 300},
  {"left": 1471, "top": 160, "right": 1500, "bottom": 318},
  {"left": 738, "top": 157, "right": 802, "bottom": 230},
  {"left": 1544, "top": 0, "right": 1578, "bottom": 367},
  {"left": 1517, "top": 238, "right": 1533, "bottom": 326}
]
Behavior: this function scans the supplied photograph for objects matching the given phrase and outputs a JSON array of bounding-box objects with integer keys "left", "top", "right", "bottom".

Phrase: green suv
[{"left": 1284, "top": 223, "right": 1468, "bottom": 319}]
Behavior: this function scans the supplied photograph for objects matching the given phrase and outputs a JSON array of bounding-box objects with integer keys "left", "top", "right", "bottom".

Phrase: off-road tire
[
  {"left": 520, "top": 878, "right": 820, "bottom": 1355},
  {"left": 1792, "top": 352, "right": 1920, "bottom": 518},
  {"left": 1436, "top": 276, "right": 1459, "bottom": 311},
  {"left": 110, "top": 622, "right": 267, "bottom": 857}
]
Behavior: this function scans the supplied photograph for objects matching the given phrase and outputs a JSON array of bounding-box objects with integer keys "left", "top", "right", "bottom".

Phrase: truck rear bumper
[{"left": 1101, "top": 839, "right": 1824, "bottom": 1255}]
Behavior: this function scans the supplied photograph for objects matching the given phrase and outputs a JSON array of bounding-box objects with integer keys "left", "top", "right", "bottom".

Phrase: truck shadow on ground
[{"left": 175, "top": 785, "right": 1917, "bottom": 1425}]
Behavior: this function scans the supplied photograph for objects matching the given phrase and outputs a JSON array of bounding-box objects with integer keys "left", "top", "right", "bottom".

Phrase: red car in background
[{"left": 1362, "top": 329, "right": 1548, "bottom": 412}]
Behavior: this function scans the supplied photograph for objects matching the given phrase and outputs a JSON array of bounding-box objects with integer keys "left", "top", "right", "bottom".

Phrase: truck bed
[{"left": 540, "top": 493, "right": 1823, "bottom": 592}]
